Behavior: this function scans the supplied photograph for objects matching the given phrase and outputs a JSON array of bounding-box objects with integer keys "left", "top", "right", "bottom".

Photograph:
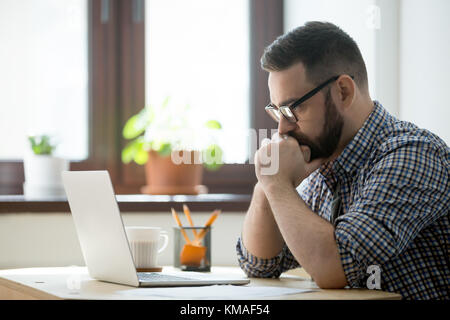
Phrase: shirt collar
[{"left": 320, "top": 101, "right": 390, "bottom": 183}]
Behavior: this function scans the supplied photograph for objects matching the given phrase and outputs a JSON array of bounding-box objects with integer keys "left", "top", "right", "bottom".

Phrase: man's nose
[{"left": 278, "top": 115, "right": 297, "bottom": 135}]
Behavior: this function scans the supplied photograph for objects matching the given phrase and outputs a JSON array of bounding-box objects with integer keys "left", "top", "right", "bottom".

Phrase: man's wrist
[{"left": 262, "top": 179, "right": 295, "bottom": 195}]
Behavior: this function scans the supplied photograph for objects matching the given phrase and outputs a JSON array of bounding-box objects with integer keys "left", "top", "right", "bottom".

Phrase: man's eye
[
  {"left": 292, "top": 102, "right": 306, "bottom": 112},
  {"left": 292, "top": 104, "right": 302, "bottom": 111}
]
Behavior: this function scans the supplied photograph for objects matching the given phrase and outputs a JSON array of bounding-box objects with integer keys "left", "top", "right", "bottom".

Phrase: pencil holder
[{"left": 173, "top": 226, "right": 211, "bottom": 272}]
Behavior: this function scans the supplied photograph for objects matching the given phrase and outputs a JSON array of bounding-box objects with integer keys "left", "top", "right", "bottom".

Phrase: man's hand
[{"left": 254, "top": 133, "right": 324, "bottom": 190}]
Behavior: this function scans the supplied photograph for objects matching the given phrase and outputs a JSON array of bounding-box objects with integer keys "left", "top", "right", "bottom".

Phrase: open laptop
[{"left": 62, "top": 170, "right": 250, "bottom": 287}]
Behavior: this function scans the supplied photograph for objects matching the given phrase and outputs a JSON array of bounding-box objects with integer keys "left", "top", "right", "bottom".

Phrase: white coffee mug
[{"left": 125, "top": 227, "right": 169, "bottom": 269}]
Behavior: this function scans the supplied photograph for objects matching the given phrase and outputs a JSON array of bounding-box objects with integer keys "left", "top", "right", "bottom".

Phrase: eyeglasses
[{"left": 265, "top": 75, "right": 353, "bottom": 123}]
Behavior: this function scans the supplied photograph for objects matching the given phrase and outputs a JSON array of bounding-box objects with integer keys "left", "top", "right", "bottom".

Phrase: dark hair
[{"left": 261, "top": 21, "right": 368, "bottom": 90}]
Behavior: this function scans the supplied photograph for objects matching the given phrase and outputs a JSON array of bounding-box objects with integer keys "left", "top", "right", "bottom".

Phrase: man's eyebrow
[{"left": 277, "top": 98, "right": 299, "bottom": 107}]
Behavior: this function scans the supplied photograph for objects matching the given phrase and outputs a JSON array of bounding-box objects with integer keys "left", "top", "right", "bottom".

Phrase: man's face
[{"left": 268, "top": 63, "right": 344, "bottom": 161}]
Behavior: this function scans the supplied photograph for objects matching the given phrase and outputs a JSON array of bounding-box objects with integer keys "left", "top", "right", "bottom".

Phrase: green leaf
[
  {"left": 28, "top": 135, "right": 55, "bottom": 155},
  {"left": 121, "top": 141, "right": 138, "bottom": 164},
  {"left": 134, "top": 148, "right": 149, "bottom": 165},
  {"left": 123, "top": 110, "right": 148, "bottom": 139},
  {"left": 161, "top": 96, "right": 170, "bottom": 109},
  {"left": 157, "top": 143, "right": 172, "bottom": 157},
  {"left": 122, "top": 137, "right": 148, "bottom": 164},
  {"left": 203, "top": 144, "right": 223, "bottom": 171},
  {"left": 151, "top": 140, "right": 172, "bottom": 157},
  {"left": 123, "top": 114, "right": 140, "bottom": 139},
  {"left": 204, "top": 120, "right": 222, "bottom": 130}
]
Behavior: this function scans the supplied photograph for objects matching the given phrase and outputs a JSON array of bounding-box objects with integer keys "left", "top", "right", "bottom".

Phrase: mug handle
[{"left": 158, "top": 231, "right": 169, "bottom": 253}]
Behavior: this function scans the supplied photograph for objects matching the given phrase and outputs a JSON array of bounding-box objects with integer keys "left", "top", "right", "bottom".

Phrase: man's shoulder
[
  {"left": 360, "top": 117, "right": 449, "bottom": 196},
  {"left": 372, "top": 117, "right": 449, "bottom": 165}
]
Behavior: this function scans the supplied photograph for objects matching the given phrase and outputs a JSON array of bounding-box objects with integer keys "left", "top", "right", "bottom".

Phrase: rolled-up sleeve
[
  {"left": 236, "top": 237, "right": 299, "bottom": 278},
  {"left": 334, "top": 141, "right": 449, "bottom": 287}
]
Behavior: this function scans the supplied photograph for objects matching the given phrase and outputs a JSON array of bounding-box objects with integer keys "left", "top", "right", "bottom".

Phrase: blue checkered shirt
[{"left": 237, "top": 101, "right": 449, "bottom": 299}]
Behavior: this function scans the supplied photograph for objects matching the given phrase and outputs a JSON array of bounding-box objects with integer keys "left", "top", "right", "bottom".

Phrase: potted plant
[
  {"left": 23, "top": 135, "right": 69, "bottom": 198},
  {"left": 121, "top": 98, "right": 223, "bottom": 195}
]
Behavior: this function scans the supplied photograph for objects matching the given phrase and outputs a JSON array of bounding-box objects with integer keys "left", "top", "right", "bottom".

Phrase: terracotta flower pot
[{"left": 141, "top": 150, "right": 207, "bottom": 195}]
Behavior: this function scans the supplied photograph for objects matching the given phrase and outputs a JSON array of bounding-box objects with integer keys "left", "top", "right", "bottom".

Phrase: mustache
[
  {"left": 287, "top": 91, "right": 344, "bottom": 161},
  {"left": 288, "top": 132, "right": 323, "bottom": 161}
]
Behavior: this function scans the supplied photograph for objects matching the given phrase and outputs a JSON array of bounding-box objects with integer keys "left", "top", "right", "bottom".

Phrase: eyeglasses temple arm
[{"left": 290, "top": 76, "right": 339, "bottom": 110}]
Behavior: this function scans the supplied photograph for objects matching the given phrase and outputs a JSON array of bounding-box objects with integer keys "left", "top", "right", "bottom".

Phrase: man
[{"left": 236, "top": 21, "right": 449, "bottom": 299}]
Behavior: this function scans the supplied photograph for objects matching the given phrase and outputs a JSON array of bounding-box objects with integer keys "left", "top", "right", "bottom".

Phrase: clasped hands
[{"left": 254, "top": 133, "right": 325, "bottom": 191}]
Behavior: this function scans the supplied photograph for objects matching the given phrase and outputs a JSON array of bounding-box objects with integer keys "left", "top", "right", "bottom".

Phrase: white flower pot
[{"left": 23, "top": 154, "right": 69, "bottom": 198}]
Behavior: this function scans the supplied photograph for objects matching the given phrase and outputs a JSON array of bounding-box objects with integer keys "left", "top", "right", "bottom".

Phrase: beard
[{"left": 290, "top": 89, "right": 344, "bottom": 161}]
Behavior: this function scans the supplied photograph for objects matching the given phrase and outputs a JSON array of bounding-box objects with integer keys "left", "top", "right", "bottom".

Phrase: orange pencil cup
[{"left": 173, "top": 226, "right": 211, "bottom": 272}]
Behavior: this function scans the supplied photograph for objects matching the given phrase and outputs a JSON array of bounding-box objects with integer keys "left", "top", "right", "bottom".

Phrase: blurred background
[
  {"left": 0, "top": 0, "right": 449, "bottom": 194},
  {"left": 0, "top": 0, "right": 449, "bottom": 270}
]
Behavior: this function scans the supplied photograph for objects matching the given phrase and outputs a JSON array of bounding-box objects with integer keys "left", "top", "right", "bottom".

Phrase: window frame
[{"left": 0, "top": 0, "right": 282, "bottom": 195}]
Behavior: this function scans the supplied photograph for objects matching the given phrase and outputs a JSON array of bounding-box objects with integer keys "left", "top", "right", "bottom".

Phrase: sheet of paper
[{"left": 116, "top": 285, "right": 314, "bottom": 299}]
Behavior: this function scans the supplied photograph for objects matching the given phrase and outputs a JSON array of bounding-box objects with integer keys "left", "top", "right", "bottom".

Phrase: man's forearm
[
  {"left": 263, "top": 181, "right": 348, "bottom": 289},
  {"left": 242, "top": 182, "right": 285, "bottom": 259}
]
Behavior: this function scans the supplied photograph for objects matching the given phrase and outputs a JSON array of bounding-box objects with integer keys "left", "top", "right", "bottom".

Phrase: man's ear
[{"left": 334, "top": 75, "right": 356, "bottom": 111}]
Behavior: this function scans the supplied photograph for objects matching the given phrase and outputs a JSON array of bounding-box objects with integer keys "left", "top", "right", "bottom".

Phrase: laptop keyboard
[{"left": 138, "top": 273, "right": 195, "bottom": 282}]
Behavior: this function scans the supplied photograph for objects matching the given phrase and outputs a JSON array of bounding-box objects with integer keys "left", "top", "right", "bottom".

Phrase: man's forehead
[
  {"left": 268, "top": 62, "right": 310, "bottom": 105},
  {"left": 269, "top": 61, "right": 306, "bottom": 79}
]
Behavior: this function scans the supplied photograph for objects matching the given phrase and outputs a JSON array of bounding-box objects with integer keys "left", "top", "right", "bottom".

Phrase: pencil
[
  {"left": 183, "top": 204, "right": 198, "bottom": 238},
  {"left": 171, "top": 207, "right": 191, "bottom": 244},
  {"left": 195, "top": 209, "right": 221, "bottom": 241}
]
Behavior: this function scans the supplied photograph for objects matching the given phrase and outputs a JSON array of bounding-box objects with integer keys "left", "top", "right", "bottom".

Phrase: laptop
[{"left": 62, "top": 170, "right": 250, "bottom": 287}]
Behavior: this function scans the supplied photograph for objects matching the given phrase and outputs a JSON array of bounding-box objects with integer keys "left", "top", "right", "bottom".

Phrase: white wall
[
  {"left": 0, "top": 212, "right": 245, "bottom": 269},
  {"left": 374, "top": 0, "right": 400, "bottom": 117},
  {"left": 283, "top": 0, "right": 378, "bottom": 110},
  {"left": 284, "top": 0, "right": 401, "bottom": 116},
  {"left": 399, "top": 0, "right": 450, "bottom": 144},
  {"left": 284, "top": 0, "right": 450, "bottom": 144}
]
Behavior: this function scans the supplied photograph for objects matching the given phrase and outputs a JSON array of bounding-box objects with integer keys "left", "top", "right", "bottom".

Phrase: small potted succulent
[
  {"left": 23, "top": 135, "right": 69, "bottom": 198},
  {"left": 121, "top": 97, "right": 223, "bottom": 195}
]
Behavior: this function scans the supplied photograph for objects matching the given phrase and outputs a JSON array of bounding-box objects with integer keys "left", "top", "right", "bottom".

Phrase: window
[
  {"left": 0, "top": 0, "right": 88, "bottom": 160},
  {"left": 146, "top": 0, "right": 250, "bottom": 163},
  {"left": 0, "top": 0, "right": 283, "bottom": 195}
]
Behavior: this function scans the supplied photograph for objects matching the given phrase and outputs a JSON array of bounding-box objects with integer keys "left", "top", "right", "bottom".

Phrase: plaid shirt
[{"left": 237, "top": 101, "right": 449, "bottom": 299}]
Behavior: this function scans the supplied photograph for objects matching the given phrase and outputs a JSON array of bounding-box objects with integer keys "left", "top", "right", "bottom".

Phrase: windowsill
[{"left": 0, "top": 194, "right": 251, "bottom": 213}]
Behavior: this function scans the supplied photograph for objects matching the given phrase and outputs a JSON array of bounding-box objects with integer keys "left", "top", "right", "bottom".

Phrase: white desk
[{"left": 0, "top": 266, "right": 401, "bottom": 300}]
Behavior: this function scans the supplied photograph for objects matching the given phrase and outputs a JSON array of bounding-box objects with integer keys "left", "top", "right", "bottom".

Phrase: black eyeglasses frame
[{"left": 265, "top": 75, "right": 354, "bottom": 123}]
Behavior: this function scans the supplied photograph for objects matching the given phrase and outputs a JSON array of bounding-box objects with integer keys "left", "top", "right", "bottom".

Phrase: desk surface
[{"left": 0, "top": 266, "right": 401, "bottom": 300}]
